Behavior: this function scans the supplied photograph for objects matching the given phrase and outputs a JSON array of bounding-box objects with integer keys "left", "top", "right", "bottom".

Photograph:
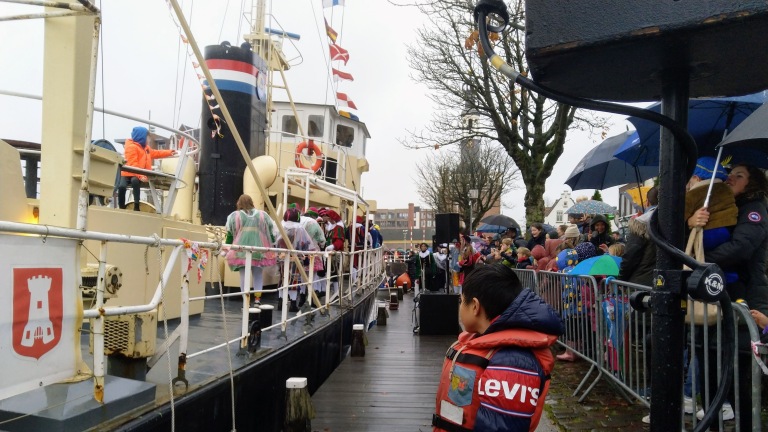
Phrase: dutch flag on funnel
[{"left": 322, "top": 0, "right": 344, "bottom": 7}]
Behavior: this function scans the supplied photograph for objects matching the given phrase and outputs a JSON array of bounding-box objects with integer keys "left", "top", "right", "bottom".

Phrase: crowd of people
[
  {"left": 433, "top": 160, "right": 768, "bottom": 431},
  {"left": 223, "top": 195, "right": 381, "bottom": 312}
]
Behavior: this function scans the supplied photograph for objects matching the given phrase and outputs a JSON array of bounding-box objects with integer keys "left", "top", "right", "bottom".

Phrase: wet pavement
[{"left": 544, "top": 358, "right": 648, "bottom": 431}]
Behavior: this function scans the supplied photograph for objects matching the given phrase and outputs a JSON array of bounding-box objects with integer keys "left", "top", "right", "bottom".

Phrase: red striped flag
[
  {"left": 332, "top": 68, "right": 354, "bottom": 82},
  {"left": 336, "top": 92, "right": 358, "bottom": 110},
  {"left": 324, "top": 18, "right": 338, "bottom": 43},
  {"left": 329, "top": 44, "right": 349, "bottom": 64}
]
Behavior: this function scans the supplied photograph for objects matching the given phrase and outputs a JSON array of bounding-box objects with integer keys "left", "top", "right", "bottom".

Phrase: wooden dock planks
[{"left": 312, "top": 291, "right": 459, "bottom": 431}]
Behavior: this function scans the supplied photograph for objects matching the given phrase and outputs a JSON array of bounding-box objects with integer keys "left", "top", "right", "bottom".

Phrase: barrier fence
[{"left": 511, "top": 269, "right": 767, "bottom": 431}]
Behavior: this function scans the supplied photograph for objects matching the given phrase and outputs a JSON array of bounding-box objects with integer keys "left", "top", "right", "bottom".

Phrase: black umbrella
[
  {"left": 716, "top": 102, "right": 768, "bottom": 168},
  {"left": 480, "top": 214, "right": 521, "bottom": 234},
  {"left": 565, "top": 131, "right": 658, "bottom": 191}
]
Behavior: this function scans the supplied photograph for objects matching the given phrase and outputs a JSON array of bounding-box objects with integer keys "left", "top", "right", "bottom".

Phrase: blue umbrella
[
  {"left": 565, "top": 131, "right": 658, "bottom": 191},
  {"left": 566, "top": 200, "right": 616, "bottom": 215},
  {"left": 614, "top": 93, "right": 766, "bottom": 167}
]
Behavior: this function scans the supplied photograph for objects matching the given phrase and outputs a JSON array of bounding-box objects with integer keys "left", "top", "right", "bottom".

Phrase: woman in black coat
[{"left": 690, "top": 164, "right": 768, "bottom": 430}]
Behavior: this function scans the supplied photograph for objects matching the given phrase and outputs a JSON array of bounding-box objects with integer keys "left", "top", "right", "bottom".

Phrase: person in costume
[
  {"left": 276, "top": 206, "right": 320, "bottom": 311},
  {"left": 320, "top": 208, "right": 345, "bottom": 300},
  {"left": 415, "top": 242, "right": 437, "bottom": 292},
  {"left": 433, "top": 243, "right": 449, "bottom": 292},
  {"left": 224, "top": 194, "right": 278, "bottom": 306},
  {"left": 347, "top": 215, "right": 368, "bottom": 286},
  {"left": 300, "top": 206, "right": 327, "bottom": 295},
  {"left": 432, "top": 264, "right": 563, "bottom": 431}
]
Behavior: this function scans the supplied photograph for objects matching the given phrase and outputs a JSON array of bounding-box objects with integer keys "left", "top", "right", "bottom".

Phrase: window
[
  {"left": 282, "top": 115, "right": 298, "bottom": 137},
  {"left": 308, "top": 115, "right": 324, "bottom": 137},
  {"left": 563, "top": 201, "right": 568, "bottom": 207},
  {"left": 336, "top": 124, "right": 354, "bottom": 147},
  {"left": 556, "top": 211, "right": 563, "bottom": 223}
]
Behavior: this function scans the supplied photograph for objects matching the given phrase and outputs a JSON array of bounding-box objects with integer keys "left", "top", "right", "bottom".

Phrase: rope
[
  {"left": 156, "top": 246, "right": 176, "bottom": 432},
  {"left": 212, "top": 253, "right": 238, "bottom": 431}
]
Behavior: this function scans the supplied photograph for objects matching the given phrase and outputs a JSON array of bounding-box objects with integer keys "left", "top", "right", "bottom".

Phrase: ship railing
[
  {"left": 513, "top": 268, "right": 766, "bottom": 431},
  {"left": 0, "top": 221, "right": 384, "bottom": 404},
  {"left": 270, "top": 129, "right": 352, "bottom": 187}
]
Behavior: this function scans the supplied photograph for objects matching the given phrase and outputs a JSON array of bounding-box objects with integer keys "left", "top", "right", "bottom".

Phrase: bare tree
[
  {"left": 403, "top": 0, "right": 607, "bottom": 224},
  {"left": 414, "top": 140, "right": 520, "bottom": 231}
]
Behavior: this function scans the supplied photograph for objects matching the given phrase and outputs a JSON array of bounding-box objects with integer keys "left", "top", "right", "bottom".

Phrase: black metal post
[{"left": 650, "top": 72, "right": 689, "bottom": 431}]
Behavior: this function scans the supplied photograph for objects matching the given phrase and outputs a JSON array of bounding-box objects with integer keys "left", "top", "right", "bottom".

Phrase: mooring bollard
[
  {"left": 397, "top": 285, "right": 404, "bottom": 300},
  {"left": 351, "top": 324, "right": 365, "bottom": 357},
  {"left": 376, "top": 304, "right": 388, "bottom": 326},
  {"left": 389, "top": 292, "right": 399, "bottom": 310},
  {"left": 259, "top": 304, "right": 274, "bottom": 326},
  {"left": 284, "top": 377, "right": 314, "bottom": 432}
]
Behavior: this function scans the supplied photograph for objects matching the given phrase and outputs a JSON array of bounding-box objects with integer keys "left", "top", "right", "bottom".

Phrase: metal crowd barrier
[{"left": 510, "top": 269, "right": 766, "bottom": 431}]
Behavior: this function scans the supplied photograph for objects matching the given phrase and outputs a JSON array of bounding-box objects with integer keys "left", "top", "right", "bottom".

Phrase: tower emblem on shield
[{"left": 13, "top": 268, "right": 63, "bottom": 359}]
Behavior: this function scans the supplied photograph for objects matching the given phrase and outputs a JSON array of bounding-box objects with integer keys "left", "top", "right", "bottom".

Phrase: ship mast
[{"left": 243, "top": 0, "right": 306, "bottom": 145}]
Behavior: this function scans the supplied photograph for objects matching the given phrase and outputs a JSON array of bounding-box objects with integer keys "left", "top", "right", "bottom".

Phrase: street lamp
[
  {"left": 402, "top": 229, "right": 407, "bottom": 260},
  {"left": 468, "top": 189, "right": 479, "bottom": 232}
]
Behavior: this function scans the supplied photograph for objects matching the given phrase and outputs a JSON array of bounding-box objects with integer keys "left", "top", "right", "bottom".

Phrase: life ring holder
[{"left": 294, "top": 140, "right": 323, "bottom": 172}]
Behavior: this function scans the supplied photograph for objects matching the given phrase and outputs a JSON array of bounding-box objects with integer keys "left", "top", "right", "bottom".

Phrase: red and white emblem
[{"left": 12, "top": 268, "right": 63, "bottom": 359}]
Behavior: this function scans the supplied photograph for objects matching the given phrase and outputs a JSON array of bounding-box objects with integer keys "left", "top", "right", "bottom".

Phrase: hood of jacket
[
  {"left": 544, "top": 238, "right": 563, "bottom": 258},
  {"left": 131, "top": 126, "right": 148, "bottom": 145},
  {"left": 590, "top": 214, "right": 609, "bottom": 231},
  {"left": 483, "top": 288, "right": 564, "bottom": 338},
  {"left": 531, "top": 244, "right": 547, "bottom": 261}
]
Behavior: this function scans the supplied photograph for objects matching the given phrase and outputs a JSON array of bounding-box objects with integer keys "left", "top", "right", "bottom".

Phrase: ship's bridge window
[
  {"left": 336, "top": 124, "right": 354, "bottom": 147},
  {"left": 282, "top": 115, "right": 298, "bottom": 137},
  {"left": 308, "top": 115, "right": 324, "bottom": 138}
]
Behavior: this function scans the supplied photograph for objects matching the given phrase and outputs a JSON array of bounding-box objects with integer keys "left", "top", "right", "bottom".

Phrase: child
[
  {"left": 515, "top": 246, "right": 533, "bottom": 269},
  {"left": 607, "top": 243, "right": 625, "bottom": 257},
  {"left": 433, "top": 265, "right": 564, "bottom": 432}
]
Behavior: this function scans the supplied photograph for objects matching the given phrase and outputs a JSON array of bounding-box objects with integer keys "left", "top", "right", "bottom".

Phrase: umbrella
[
  {"left": 621, "top": 186, "right": 652, "bottom": 212},
  {"left": 565, "top": 131, "right": 658, "bottom": 191},
  {"left": 569, "top": 255, "right": 622, "bottom": 277},
  {"left": 715, "top": 102, "right": 768, "bottom": 168},
  {"left": 614, "top": 93, "right": 766, "bottom": 167},
  {"left": 479, "top": 214, "right": 521, "bottom": 235},
  {"left": 476, "top": 223, "right": 508, "bottom": 234},
  {"left": 566, "top": 200, "right": 616, "bottom": 215}
]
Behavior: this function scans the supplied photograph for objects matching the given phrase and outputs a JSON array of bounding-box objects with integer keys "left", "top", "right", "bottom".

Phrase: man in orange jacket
[{"left": 118, "top": 126, "right": 176, "bottom": 210}]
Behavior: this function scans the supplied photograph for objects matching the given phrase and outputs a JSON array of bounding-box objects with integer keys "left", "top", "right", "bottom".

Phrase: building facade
[
  {"left": 376, "top": 203, "right": 436, "bottom": 250},
  {"left": 543, "top": 190, "right": 576, "bottom": 227}
]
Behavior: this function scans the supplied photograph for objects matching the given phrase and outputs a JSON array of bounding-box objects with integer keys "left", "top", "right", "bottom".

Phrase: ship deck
[{"left": 312, "top": 290, "right": 456, "bottom": 432}]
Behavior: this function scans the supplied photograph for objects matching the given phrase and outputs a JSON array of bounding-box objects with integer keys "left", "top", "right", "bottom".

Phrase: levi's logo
[
  {"left": 477, "top": 366, "right": 541, "bottom": 416},
  {"left": 477, "top": 379, "right": 540, "bottom": 406}
]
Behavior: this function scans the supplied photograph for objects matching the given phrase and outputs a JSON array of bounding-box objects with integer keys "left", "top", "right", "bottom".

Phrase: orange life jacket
[{"left": 433, "top": 330, "right": 555, "bottom": 432}]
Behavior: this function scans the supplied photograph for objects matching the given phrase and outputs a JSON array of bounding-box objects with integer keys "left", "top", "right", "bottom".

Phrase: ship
[{"left": 0, "top": 1, "right": 381, "bottom": 430}]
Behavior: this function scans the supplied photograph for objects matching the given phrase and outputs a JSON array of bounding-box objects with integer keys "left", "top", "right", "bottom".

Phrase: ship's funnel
[{"left": 198, "top": 42, "right": 268, "bottom": 226}]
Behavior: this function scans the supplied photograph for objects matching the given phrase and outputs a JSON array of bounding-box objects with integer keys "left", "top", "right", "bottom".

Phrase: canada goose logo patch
[{"left": 748, "top": 212, "right": 762, "bottom": 223}]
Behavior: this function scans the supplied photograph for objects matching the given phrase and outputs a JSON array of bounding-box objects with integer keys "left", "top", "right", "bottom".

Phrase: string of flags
[
  {"left": 163, "top": 0, "right": 224, "bottom": 138},
  {"left": 180, "top": 238, "right": 209, "bottom": 283},
  {"left": 323, "top": 1, "right": 358, "bottom": 111}
]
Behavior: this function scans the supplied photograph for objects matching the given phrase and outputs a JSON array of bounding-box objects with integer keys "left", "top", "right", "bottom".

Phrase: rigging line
[
  {"left": 175, "top": 0, "right": 194, "bottom": 129},
  {"left": 309, "top": 0, "right": 334, "bottom": 107},
  {"left": 172, "top": 0, "right": 183, "bottom": 127},
  {"left": 98, "top": 0, "right": 105, "bottom": 139},
  {"left": 218, "top": 0, "right": 231, "bottom": 42},
  {"left": 236, "top": 0, "right": 245, "bottom": 44}
]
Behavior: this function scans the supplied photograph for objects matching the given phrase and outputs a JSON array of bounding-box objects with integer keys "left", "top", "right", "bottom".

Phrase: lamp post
[
  {"left": 402, "top": 229, "right": 407, "bottom": 261},
  {"left": 468, "top": 189, "right": 479, "bottom": 232}
]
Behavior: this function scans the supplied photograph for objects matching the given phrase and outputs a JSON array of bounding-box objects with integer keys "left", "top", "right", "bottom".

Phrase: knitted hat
[
  {"left": 693, "top": 156, "right": 727, "bottom": 181},
  {"left": 574, "top": 242, "right": 597, "bottom": 262},
  {"left": 564, "top": 224, "right": 580, "bottom": 239},
  {"left": 321, "top": 209, "right": 341, "bottom": 222},
  {"left": 356, "top": 215, "right": 364, "bottom": 224},
  {"left": 304, "top": 206, "right": 319, "bottom": 218},
  {"left": 283, "top": 207, "right": 300, "bottom": 222}
]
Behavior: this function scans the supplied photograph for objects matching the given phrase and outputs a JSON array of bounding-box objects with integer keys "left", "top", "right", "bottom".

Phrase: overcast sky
[{"left": 0, "top": 0, "right": 636, "bottom": 225}]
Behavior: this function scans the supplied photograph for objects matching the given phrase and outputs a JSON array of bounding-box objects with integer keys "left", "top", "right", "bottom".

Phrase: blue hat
[
  {"left": 574, "top": 242, "right": 597, "bottom": 262},
  {"left": 557, "top": 249, "right": 579, "bottom": 270},
  {"left": 131, "top": 126, "right": 148, "bottom": 145},
  {"left": 693, "top": 157, "right": 727, "bottom": 181}
]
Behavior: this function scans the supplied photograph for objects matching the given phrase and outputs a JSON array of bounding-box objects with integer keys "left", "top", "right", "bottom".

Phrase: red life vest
[{"left": 433, "top": 330, "right": 556, "bottom": 432}]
